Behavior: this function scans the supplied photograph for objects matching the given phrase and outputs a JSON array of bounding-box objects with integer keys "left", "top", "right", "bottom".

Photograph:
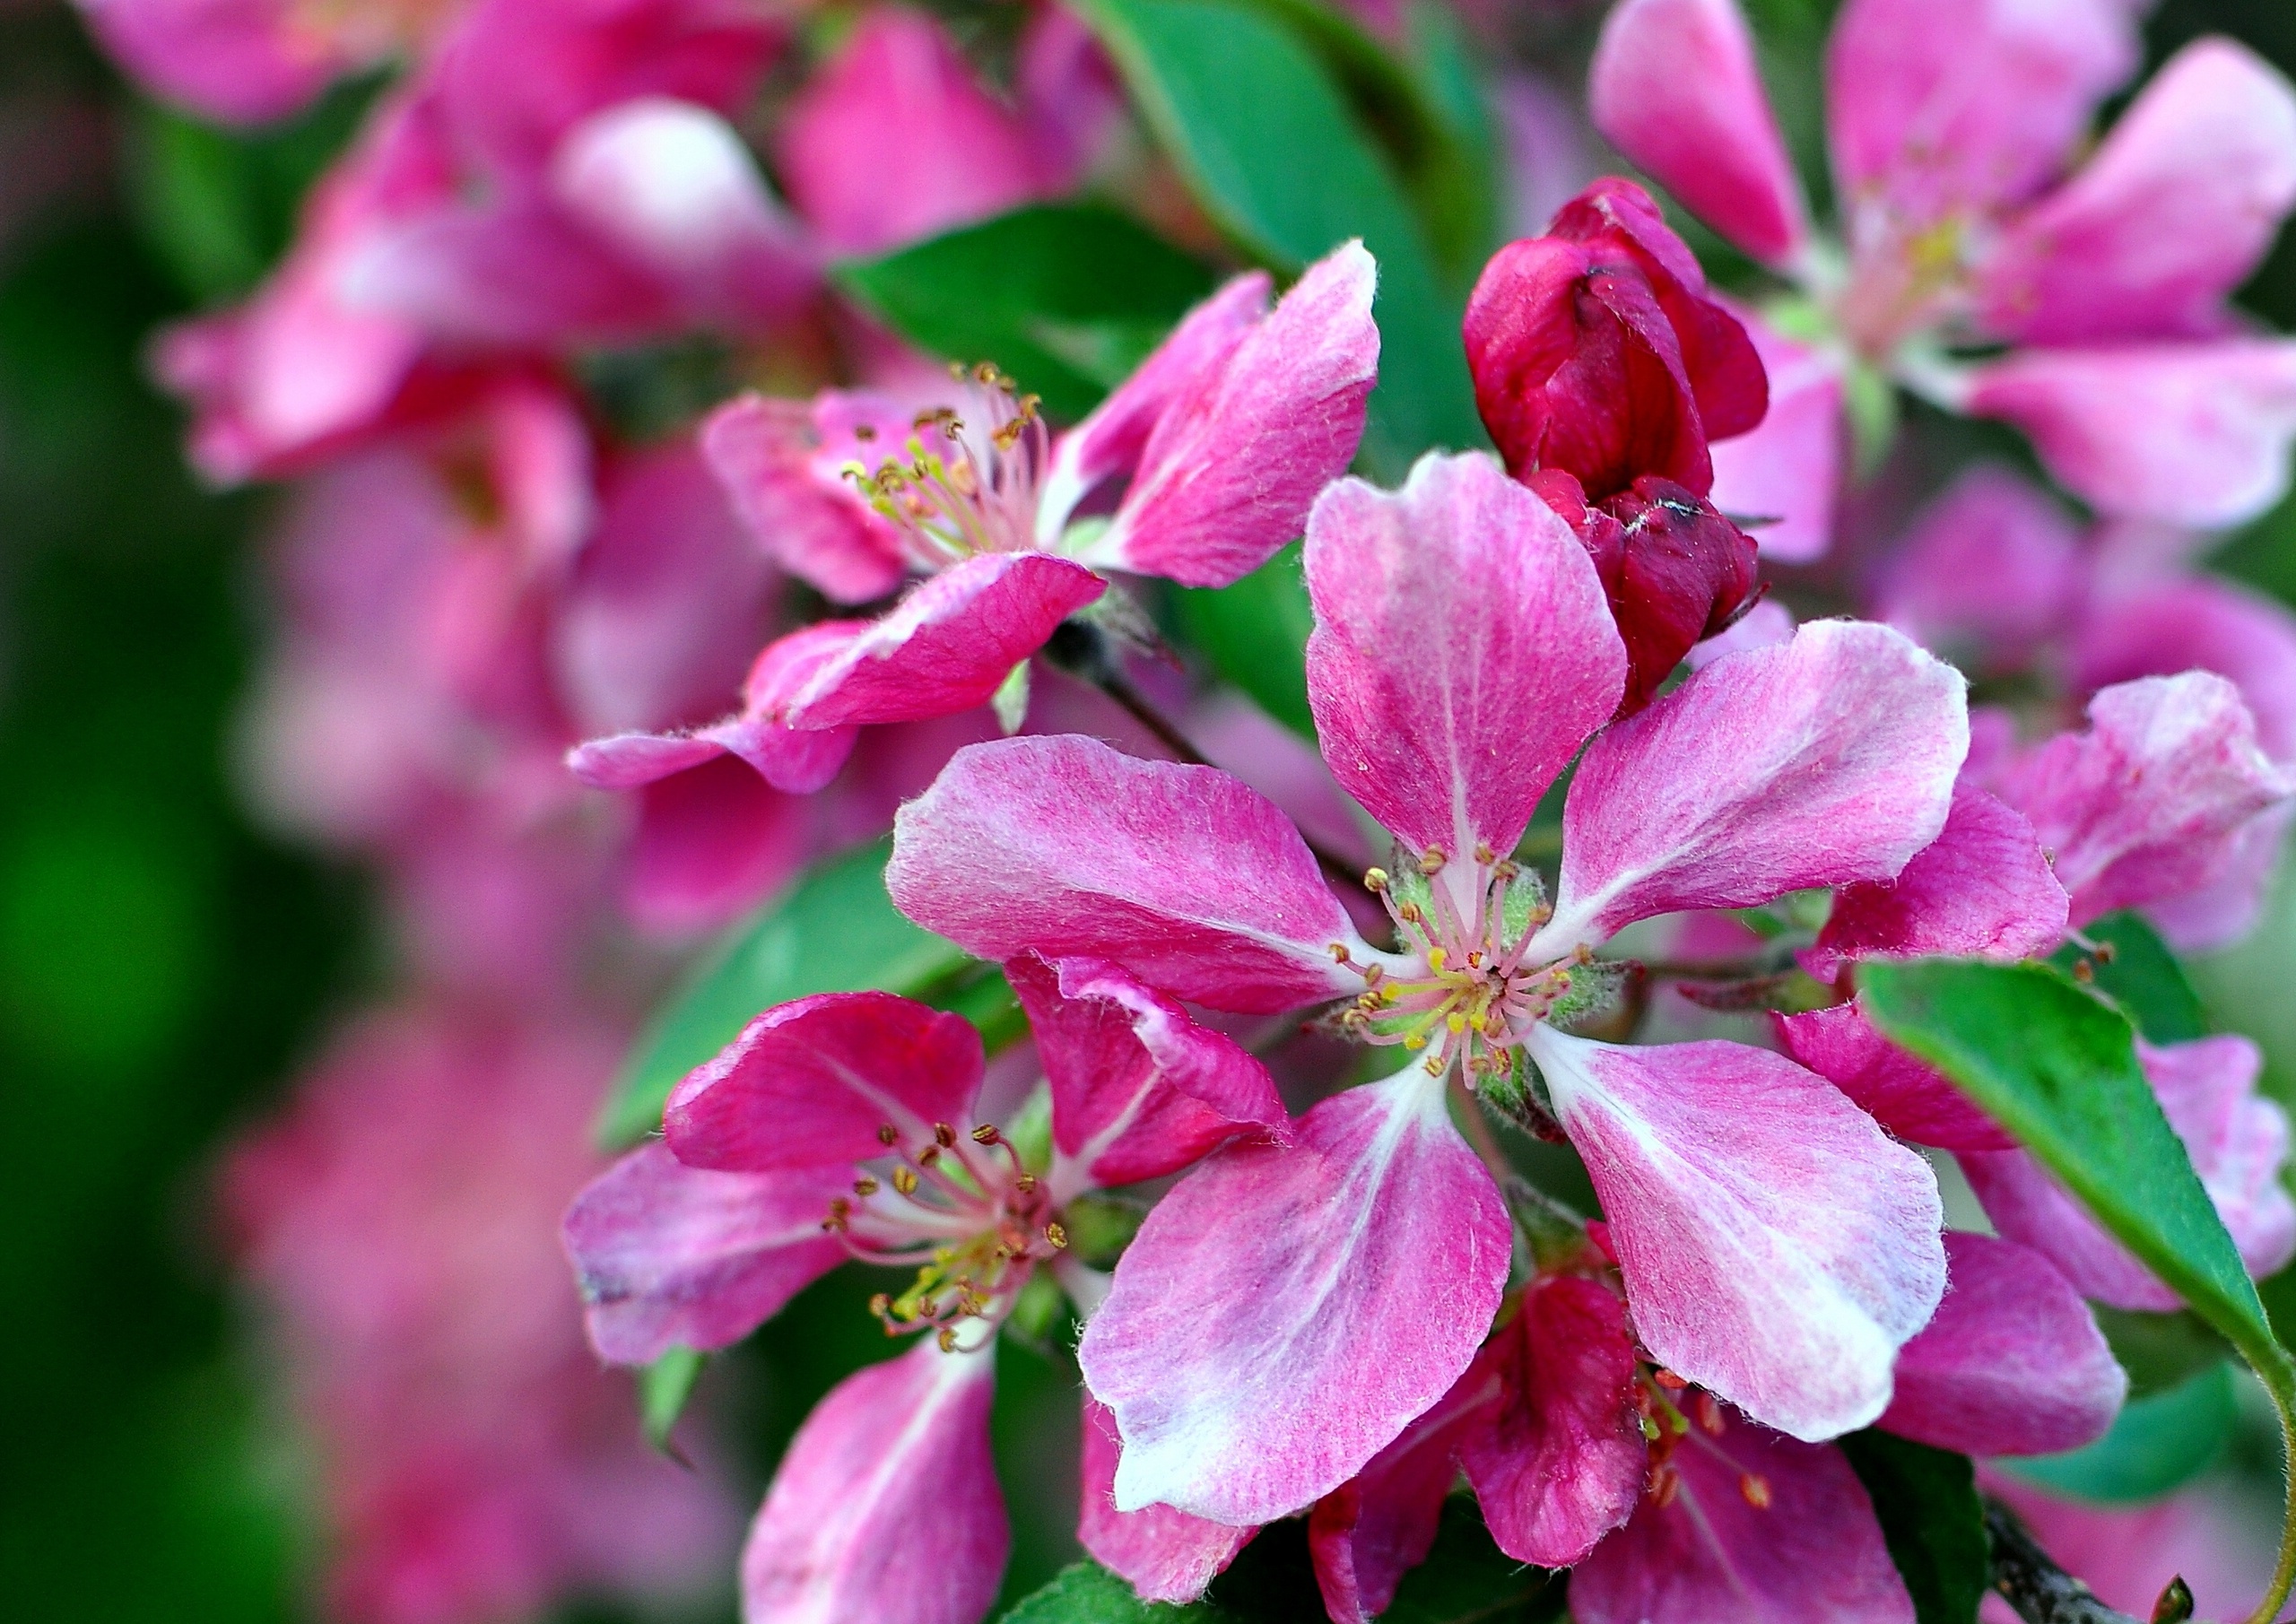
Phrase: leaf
[
  {"left": 2001, "top": 1362, "right": 2237, "bottom": 1504},
  {"left": 595, "top": 840, "right": 969, "bottom": 1148},
  {"left": 2049, "top": 910, "right": 2207, "bottom": 1045},
  {"left": 1170, "top": 541, "right": 1315, "bottom": 737},
  {"left": 1378, "top": 1496, "right": 1563, "bottom": 1623},
  {"left": 1838, "top": 1430, "right": 1988, "bottom": 1624},
  {"left": 1000, "top": 1561, "right": 1231, "bottom": 1622},
  {"left": 835, "top": 205, "right": 1217, "bottom": 421},
  {"left": 1072, "top": 0, "right": 1484, "bottom": 473},
  {"left": 2093, "top": 1305, "right": 2232, "bottom": 1400},
  {"left": 637, "top": 1346, "right": 705, "bottom": 1457}
]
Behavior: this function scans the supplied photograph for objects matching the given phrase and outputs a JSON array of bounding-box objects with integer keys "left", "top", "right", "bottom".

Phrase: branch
[{"left": 1985, "top": 1497, "right": 2188, "bottom": 1624}]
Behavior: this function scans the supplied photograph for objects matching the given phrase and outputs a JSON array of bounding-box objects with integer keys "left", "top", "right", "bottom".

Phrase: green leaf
[
  {"left": 596, "top": 840, "right": 969, "bottom": 1147},
  {"left": 2049, "top": 909, "right": 2207, "bottom": 1045},
  {"left": 1171, "top": 541, "right": 1315, "bottom": 736},
  {"left": 2001, "top": 1361, "right": 2237, "bottom": 1504},
  {"left": 1073, "top": 0, "right": 1484, "bottom": 471},
  {"left": 834, "top": 205, "right": 1217, "bottom": 421},
  {"left": 1838, "top": 1431, "right": 1988, "bottom": 1624},
  {"left": 637, "top": 1346, "right": 705, "bottom": 1456},
  {"left": 2093, "top": 1304, "right": 2232, "bottom": 1399},
  {"left": 1000, "top": 1560, "right": 1229, "bottom": 1621}
]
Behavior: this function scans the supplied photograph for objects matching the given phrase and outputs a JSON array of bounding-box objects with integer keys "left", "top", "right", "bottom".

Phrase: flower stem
[{"left": 1983, "top": 1497, "right": 2148, "bottom": 1623}]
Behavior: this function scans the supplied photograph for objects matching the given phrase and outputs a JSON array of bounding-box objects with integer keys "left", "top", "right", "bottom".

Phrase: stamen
[{"left": 1739, "top": 1473, "right": 1772, "bottom": 1510}]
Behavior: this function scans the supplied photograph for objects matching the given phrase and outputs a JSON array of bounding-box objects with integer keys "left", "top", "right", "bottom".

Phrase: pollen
[{"left": 1739, "top": 1472, "right": 1772, "bottom": 1510}]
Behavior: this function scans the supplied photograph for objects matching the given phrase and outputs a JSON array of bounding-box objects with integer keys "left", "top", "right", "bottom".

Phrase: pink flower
[
  {"left": 568, "top": 240, "right": 1378, "bottom": 803},
  {"left": 77, "top": 0, "right": 430, "bottom": 124},
  {"left": 888, "top": 450, "right": 1970, "bottom": 1522},
  {"left": 1591, "top": 0, "right": 2296, "bottom": 534},
  {"left": 561, "top": 970, "right": 1288, "bottom": 1623}
]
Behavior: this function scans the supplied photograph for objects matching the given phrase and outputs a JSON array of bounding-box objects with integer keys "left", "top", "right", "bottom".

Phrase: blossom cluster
[{"left": 76, "top": 0, "right": 2296, "bottom": 1619}]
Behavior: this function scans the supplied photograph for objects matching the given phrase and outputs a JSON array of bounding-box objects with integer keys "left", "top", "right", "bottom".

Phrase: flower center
[
  {"left": 821, "top": 1120, "right": 1066, "bottom": 1352},
  {"left": 840, "top": 364, "right": 1049, "bottom": 571}
]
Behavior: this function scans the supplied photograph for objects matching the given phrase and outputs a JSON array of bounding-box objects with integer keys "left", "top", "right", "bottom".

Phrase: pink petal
[
  {"left": 1539, "top": 620, "right": 1967, "bottom": 951},
  {"left": 1874, "top": 465, "right": 2084, "bottom": 673},
  {"left": 1012, "top": 954, "right": 1288, "bottom": 1194},
  {"left": 1999, "top": 672, "right": 2293, "bottom": 933},
  {"left": 779, "top": 554, "right": 1106, "bottom": 730},
  {"left": 700, "top": 394, "right": 908, "bottom": 605},
  {"left": 742, "top": 1340, "right": 1007, "bottom": 1624},
  {"left": 1079, "top": 242, "right": 1379, "bottom": 588},
  {"left": 888, "top": 735, "right": 1371, "bottom": 1014},
  {"left": 1529, "top": 1029, "right": 1946, "bottom": 1440},
  {"left": 1458, "top": 1276, "right": 1646, "bottom": 1568},
  {"left": 1881, "top": 1231, "right": 2126, "bottom": 1456},
  {"left": 622, "top": 754, "right": 816, "bottom": 935},
  {"left": 1588, "top": 0, "right": 1809, "bottom": 265},
  {"left": 1572, "top": 1429, "right": 1913, "bottom": 1624},
  {"left": 1802, "top": 786, "right": 2068, "bottom": 982},
  {"left": 1961, "top": 341, "right": 2296, "bottom": 527},
  {"left": 2144, "top": 801, "right": 2294, "bottom": 951},
  {"left": 1977, "top": 39, "right": 2296, "bottom": 345},
  {"left": 2074, "top": 574, "right": 2296, "bottom": 767},
  {"left": 664, "top": 993, "right": 986, "bottom": 1173},
  {"left": 1075, "top": 1068, "right": 1510, "bottom": 1523},
  {"left": 79, "top": 0, "right": 354, "bottom": 125},
  {"left": 1078, "top": 1396, "right": 1254, "bottom": 1604},
  {"left": 1824, "top": 0, "right": 2139, "bottom": 223},
  {"left": 1705, "top": 309, "right": 1843, "bottom": 563},
  {"left": 1774, "top": 1000, "right": 2017, "bottom": 1152},
  {"left": 1302, "top": 451, "right": 1626, "bottom": 864},
  {"left": 1686, "top": 598, "right": 1795, "bottom": 671},
  {"left": 1309, "top": 1382, "right": 1487, "bottom": 1624},
  {"left": 563, "top": 1143, "right": 848, "bottom": 1364}
]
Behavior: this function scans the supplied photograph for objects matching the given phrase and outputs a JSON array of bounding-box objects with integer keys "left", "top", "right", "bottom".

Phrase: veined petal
[
  {"left": 741, "top": 1340, "right": 1007, "bottom": 1624},
  {"left": 1076, "top": 1067, "right": 1510, "bottom": 1524},
  {"left": 1705, "top": 309, "right": 1843, "bottom": 564},
  {"left": 562, "top": 1143, "right": 849, "bottom": 1365},
  {"left": 1538, "top": 620, "right": 1966, "bottom": 952},
  {"left": 1303, "top": 451, "right": 1625, "bottom": 865},
  {"left": 1530, "top": 1029, "right": 1945, "bottom": 1440},
  {"left": 1078, "top": 1396, "right": 1255, "bottom": 1603},
  {"left": 889, "top": 735, "right": 1371, "bottom": 1013},
  {"left": 1458, "top": 1275, "right": 1646, "bottom": 1568},
  {"left": 700, "top": 393, "right": 907, "bottom": 604},
  {"left": 1588, "top": 0, "right": 1809, "bottom": 265},
  {"left": 665, "top": 993, "right": 986, "bottom": 1173},
  {"left": 1571, "top": 1429, "right": 1913, "bottom": 1624},
  {"left": 1080, "top": 242, "right": 1378, "bottom": 588},
  {"left": 1013, "top": 954, "right": 1288, "bottom": 1196},
  {"left": 1774, "top": 1001, "right": 2016, "bottom": 1152},
  {"left": 1881, "top": 1232, "right": 2125, "bottom": 1457}
]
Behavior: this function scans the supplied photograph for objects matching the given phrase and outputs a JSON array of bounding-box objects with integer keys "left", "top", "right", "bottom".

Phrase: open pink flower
[
  {"left": 890, "top": 451, "right": 1969, "bottom": 1522},
  {"left": 561, "top": 970, "right": 1286, "bottom": 1623},
  {"left": 1591, "top": 0, "right": 2296, "bottom": 536},
  {"left": 568, "top": 240, "right": 1378, "bottom": 803}
]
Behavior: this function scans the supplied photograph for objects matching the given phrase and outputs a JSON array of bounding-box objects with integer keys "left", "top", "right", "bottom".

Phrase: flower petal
[
  {"left": 741, "top": 1340, "right": 1007, "bottom": 1624},
  {"left": 1773, "top": 1000, "right": 2016, "bottom": 1152},
  {"left": 1309, "top": 1383, "right": 1486, "bottom": 1624},
  {"left": 2074, "top": 574, "right": 2296, "bottom": 766},
  {"left": 1012, "top": 954, "right": 1288, "bottom": 1195},
  {"left": 1458, "top": 1275, "right": 1646, "bottom": 1568},
  {"left": 1538, "top": 620, "right": 1967, "bottom": 951},
  {"left": 1529, "top": 1028, "right": 1946, "bottom": 1440},
  {"left": 1079, "top": 241, "right": 1379, "bottom": 588},
  {"left": 622, "top": 754, "right": 816, "bottom": 935},
  {"left": 889, "top": 735, "right": 1371, "bottom": 1013},
  {"left": 563, "top": 1143, "right": 849, "bottom": 1365},
  {"left": 1572, "top": 1429, "right": 1912, "bottom": 1624},
  {"left": 1303, "top": 450, "right": 1626, "bottom": 864},
  {"left": 1588, "top": 0, "right": 1809, "bottom": 265},
  {"left": 1076, "top": 1068, "right": 1510, "bottom": 1524},
  {"left": 1874, "top": 465, "right": 2084, "bottom": 674},
  {"left": 1078, "top": 1395, "right": 1255, "bottom": 1603},
  {"left": 700, "top": 393, "right": 907, "bottom": 604},
  {"left": 1881, "top": 1231, "right": 2125, "bottom": 1457},
  {"left": 1705, "top": 310, "right": 1844, "bottom": 564},
  {"left": 664, "top": 992, "right": 986, "bottom": 1173}
]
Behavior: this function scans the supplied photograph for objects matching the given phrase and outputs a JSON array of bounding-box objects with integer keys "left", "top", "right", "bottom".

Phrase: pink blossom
[
  {"left": 1591, "top": 0, "right": 2296, "bottom": 534},
  {"left": 890, "top": 451, "right": 1969, "bottom": 1521},
  {"left": 77, "top": 0, "right": 428, "bottom": 124}
]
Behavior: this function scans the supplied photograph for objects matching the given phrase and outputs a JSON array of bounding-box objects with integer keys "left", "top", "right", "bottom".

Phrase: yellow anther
[
  {"left": 1421, "top": 846, "right": 1447, "bottom": 873},
  {"left": 918, "top": 1145, "right": 941, "bottom": 1168},
  {"left": 1044, "top": 1222, "right": 1068, "bottom": 1249},
  {"left": 853, "top": 1177, "right": 880, "bottom": 1196},
  {"left": 878, "top": 1125, "right": 899, "bottom": 1146},
  {"left": 1474, "top": 840, "right": 1495, "bottom": 864},
  {"left": 934, "top": 1123, "right": 956, "bottom": 1148},
  {"left": 1361, "top": 963, "right": 1384, "bottom": 988},
  {"left": 1363, "top": 866, "right": 1389, "bottom": 893},
  {"left": 1429, "top": 947, "right": 1448, "bottom": 972},
  {"left": 970, "top": 1124, "right": 1000, "bottom": 1145},
  {"left": 938, "top": 1327, "right": 960, "bottom": 1352},
  {"left": 1015, "top": 1173, "right": 1039, "bottom": 1194},
  {"left": 891, "top": 1167, "right": 919, "bottom": 1195},
  {"left": 1740, "top": 1473, "right": 1772, "bottom": 1510}
]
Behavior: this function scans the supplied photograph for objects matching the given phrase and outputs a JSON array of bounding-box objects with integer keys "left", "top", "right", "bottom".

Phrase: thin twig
[{"left": 1985, "top": 1497, "right": 2149, "bottom": 1624}]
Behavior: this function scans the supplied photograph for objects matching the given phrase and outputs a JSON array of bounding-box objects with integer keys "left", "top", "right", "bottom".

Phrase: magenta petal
[
  {"left": 1803, "top": 787, "right": 2068, "bottom": 982},
  {"left": 1588, "top": 0, "right": 1808, "bottom": 265},
  {"left": 1542, "top": 620, "right": 1966, "bottom": 950},
  {"left": 1977, "top": 39, "right": 2296, "bottom": 345},
  {"left": 1304, "top": 451, "right": 1626, "bottom": 864},
  {"left": 622, "top": 754, "right": 815, "bottom": 936},
  {"left": 664, "top": 993, "right": 986, "bottom": 1173},
  {"left": 742, "top": 1340, "right": 1007, "bottom": 1624},
  {"left": 1083, "top": 242, "right": 1378, "bottom": 588},
  {"left": 80, "top": 0, "right": 352, "bottom": 125},
  {"left": 1774, "top": 1001, "right": 2016, "bottom": 1152},
  {"left": 1882, "top": 1232, "right": 2126, "bottom": 1457},
  {"left": 700, "top": 394, "right": 907, "bottom": 604},
  {"left": 889, "top": 735, "right": 1370, "bottom": 1014},
  {"left": 1572, "top": 1429, "right": 1913, "bottom": 1624},
  {"left": 1075, "top": 1068, "right": 1510, "bottom": 1523},
  {"left": 779, "top": 553, "right": 1105, "bottom": 729},
  {"left": 1078, "top": 1396, "right": 1254, "bottom": 1604},
  {"left": 562, "top": 1143, "right": 848, "bottom": 1365},
  {"left": 1874, "top": 465, "right": 2084, "bottom": 673},
  {"left": 1309, "top": 1385, "right": 1484, "bottom": 1624},
  {"left": 1705, "top": 310, "right": 1844, "bottom": 564},
  {"left": 1010, "top": 954, "right": 1288, "bottom": 1194},
  {"left": 1962, "top": 341, "right": 2296, "bottom": 527},
  {"left": 1458, "top": 1276, "right": 1646, "bottom": 1568},
  {"left": 2074, "top": 574, "right": 2296, "bottom": 767},
  {"left": 1531, "top": 1029, "right": 1946, "bottom": 1440}
]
